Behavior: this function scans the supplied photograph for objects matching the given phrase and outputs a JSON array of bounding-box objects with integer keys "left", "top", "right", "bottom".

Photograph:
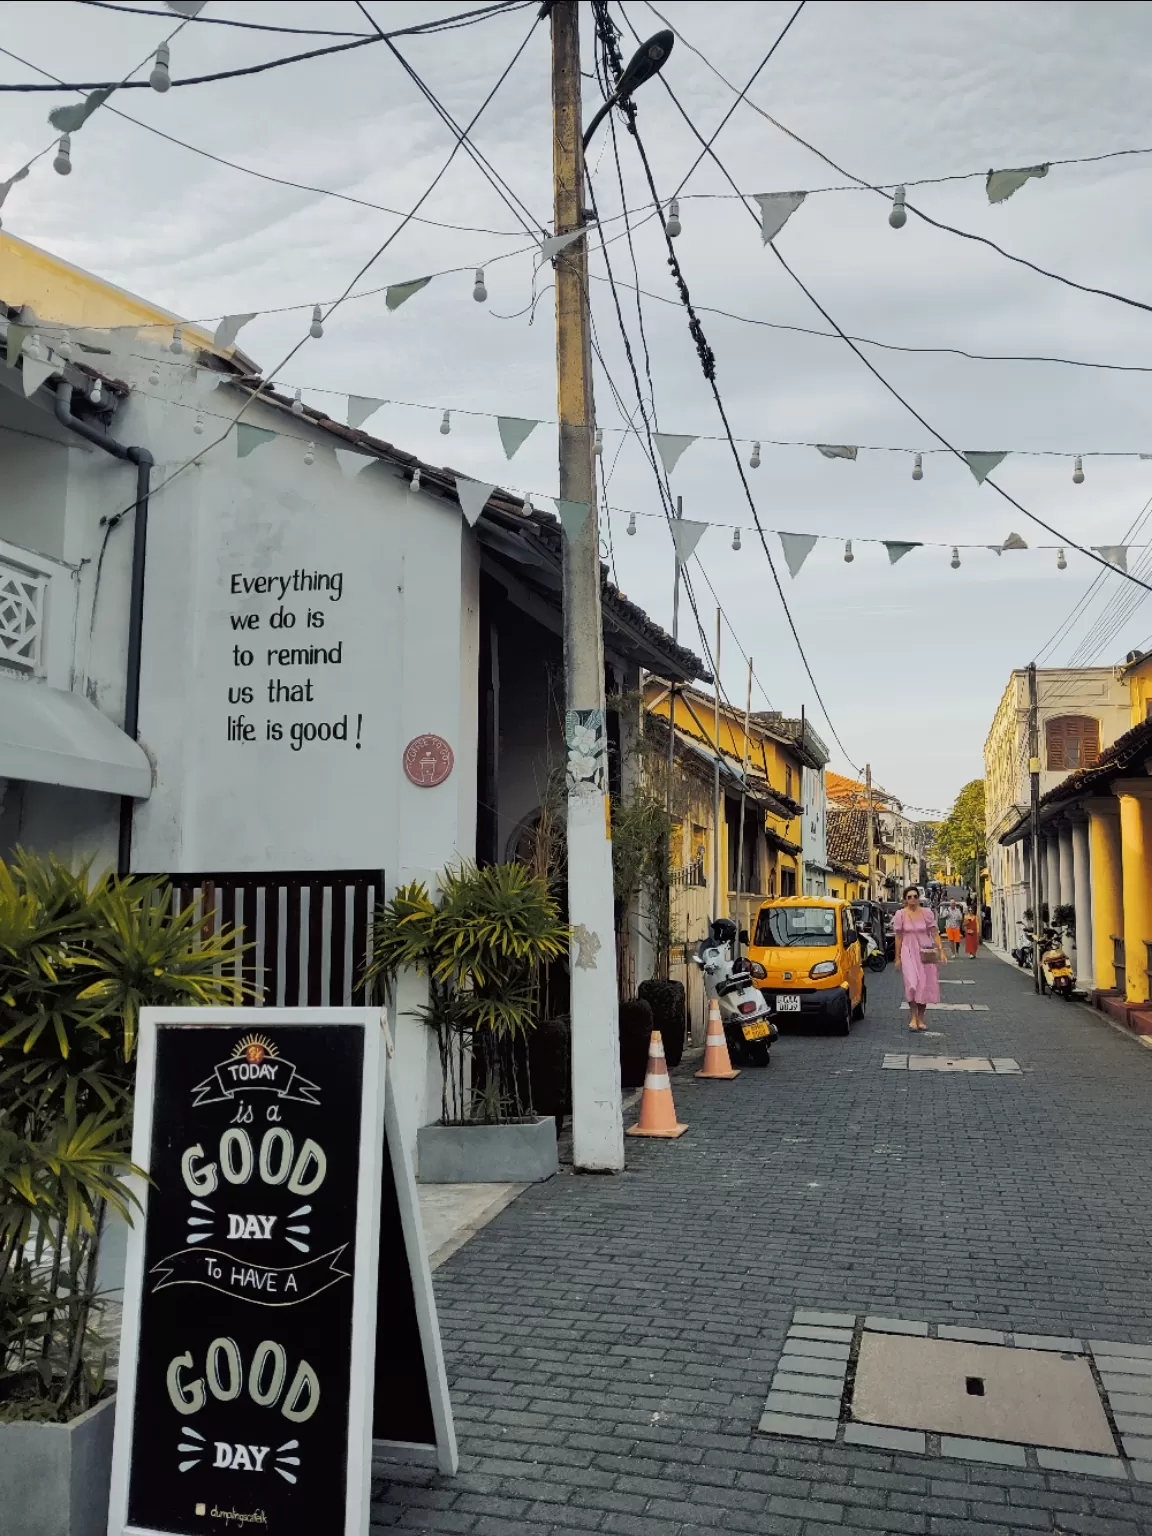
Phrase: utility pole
[
  {"left": 865, "top": 763, "right": 875, "bottom": 900},
  {"left": 712, "top": 609, "right": 722, "bottom": 925},
  {"left": 664, "top": 497, "right": 681, "bottom": 833},
  {"left": 551, "top": 1, "right": 622, "bottom": 1172},
  {"left": 734, "top": 655, "right": 754, "bottom": 954},
  {"left": 1026, "top": 662, "right": 1043, "bottom": 994}
]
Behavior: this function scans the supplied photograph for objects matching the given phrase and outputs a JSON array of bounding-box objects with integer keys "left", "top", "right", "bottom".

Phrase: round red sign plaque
[{"left": 403, "top": 734, "right": 454, "bottom": 788}]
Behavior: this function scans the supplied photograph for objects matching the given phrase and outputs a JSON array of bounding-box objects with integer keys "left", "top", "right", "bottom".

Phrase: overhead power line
[{"left": 75, "top": 1, "right": 379, "bottom": 35}]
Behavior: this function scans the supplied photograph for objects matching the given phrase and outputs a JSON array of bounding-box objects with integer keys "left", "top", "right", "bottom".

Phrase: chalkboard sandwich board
[{"left": 108, "top": 1007, "right": 386, "bottom": 1536}]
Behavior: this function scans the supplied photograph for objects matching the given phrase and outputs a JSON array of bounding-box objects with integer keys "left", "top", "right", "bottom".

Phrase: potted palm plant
[
  {"left": 0, "top": 853, "right": 249, "bottom": 1536},
  {"left": 364, "top": 862, "right": 569, "bottom": 1182}
]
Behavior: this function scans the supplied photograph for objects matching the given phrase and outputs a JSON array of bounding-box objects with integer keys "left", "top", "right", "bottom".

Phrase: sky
[{"left": 3, "top": 0, "right": 1152, "bottom": 816}]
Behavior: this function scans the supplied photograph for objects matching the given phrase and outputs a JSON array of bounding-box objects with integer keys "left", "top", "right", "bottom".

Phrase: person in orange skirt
[{"left": 963, "top": 906, "right": 980, "bottom": 958}]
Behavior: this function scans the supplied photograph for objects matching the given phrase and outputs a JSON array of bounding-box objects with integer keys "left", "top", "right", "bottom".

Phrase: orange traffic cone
[
  {"left": 695, "top": 999, "right": 740, "bottom": 1080},
  {"left": 626, "top": 1031, "right": 688, "bottom": 1138}
]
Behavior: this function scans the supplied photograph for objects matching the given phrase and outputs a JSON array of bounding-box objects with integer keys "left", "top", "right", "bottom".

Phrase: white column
[
  {"left": 1070, "top": 810, "right": 1094, "bottom": 988},
  {"left": 1045, "top": 834, "right": 1061, "bottom": 921},
  {"left": 1058, "top": 821, "right": 1075, "bottom": 912}
]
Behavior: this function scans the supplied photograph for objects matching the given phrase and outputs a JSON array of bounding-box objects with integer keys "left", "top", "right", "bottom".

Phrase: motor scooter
[
  {"left": 692, "top": 919, "right": 779, "bottom": 1067},
  {"left": 1011, "top": 924, "right": 1034, "bottom": 970},
  {"left": 1039, "top": 925, "right": 1075, "bottom": 998},
  {"left": 861, "top": 928, "right": 887, "bottom": 973}
]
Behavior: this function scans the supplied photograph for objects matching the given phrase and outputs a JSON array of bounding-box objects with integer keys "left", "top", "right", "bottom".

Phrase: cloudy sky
[{"left": 4, "top": 0, "right": 1152, "bottom": 813}]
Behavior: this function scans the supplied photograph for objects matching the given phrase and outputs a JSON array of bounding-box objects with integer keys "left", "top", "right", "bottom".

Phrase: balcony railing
[
  {"left": 0, "top": 556, "right": 44, "bottom": 673},
  {"left": 670, "top": 855, "right": 707, "bottom": 889}
]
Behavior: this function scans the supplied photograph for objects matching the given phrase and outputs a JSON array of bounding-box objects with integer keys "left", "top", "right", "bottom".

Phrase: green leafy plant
[
  {"left": 0, "top": 851, "right": 252, "bottom": 1423},
  {"left": 363, "top": 862, "right": 569, "bottom": 1125}
]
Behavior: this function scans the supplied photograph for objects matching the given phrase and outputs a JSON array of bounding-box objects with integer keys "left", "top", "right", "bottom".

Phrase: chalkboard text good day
[{"left": 108, "top": 1008, "right": 385, "bottom": 1536}]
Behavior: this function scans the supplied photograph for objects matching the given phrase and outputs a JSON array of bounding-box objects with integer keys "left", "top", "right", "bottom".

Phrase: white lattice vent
[{"left": 0, "top": 557, "right": 45, "bottom": 672}]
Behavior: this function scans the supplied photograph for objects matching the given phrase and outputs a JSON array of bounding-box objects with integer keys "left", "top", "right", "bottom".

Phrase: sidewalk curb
[{"left": 987, "top": 943, "right": 1152, "bottom": 1057}]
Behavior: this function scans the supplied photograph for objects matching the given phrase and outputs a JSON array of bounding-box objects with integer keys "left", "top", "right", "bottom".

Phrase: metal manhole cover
[{"left": 852, "top": 1334, "right": 1114, "bottom": 1453}]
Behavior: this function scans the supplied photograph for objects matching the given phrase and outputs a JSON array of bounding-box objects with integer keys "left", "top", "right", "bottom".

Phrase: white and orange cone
[
  {"left": 695, "top": 999, "right": 740, "bottom": 1080},
  {"left": 626, "top": 1030, "right": 688, "bottom": 1138}
]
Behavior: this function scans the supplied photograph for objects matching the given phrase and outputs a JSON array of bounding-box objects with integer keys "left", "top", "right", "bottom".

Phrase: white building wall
[{"left": 801, "top": 764, "right": 828, "bottom": 895}]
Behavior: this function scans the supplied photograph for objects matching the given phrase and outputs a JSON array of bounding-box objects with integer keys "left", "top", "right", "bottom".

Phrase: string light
[
  {"left": 291, "top": 388, "right": 304, "bottom": 414},
  {"left": 473, "top": 268, "right": 487, "bottom": 302},
  {"left": 169, "top": 325, "right": 184, "bottom": 355},
  {"left": 593, "top": 427, "right": 603, "bottom": 456},
  {"left": 53, "top": 134, "right": 71, "bottom": 176},
  {"left": 89, "top": 378, "right": 102, "bottom": 405},
  {"left": 149, "top": 42, "right": 171, "bottom": 93},
  {"left": 440, "top": 410, "right": 451, "bottom": 435},
  {"left": 309, "top": 306, "right": 324, "bottom": 339},
  {"left": 1072, "top": 455, "right": 1084, "bottom": 484},
  {"left": 410, "top": 466, "right": 422, "bottom": 493},
  {"left": 843, "top": 540, "right": 853, "bottom": 563},
  {"left": 951, "top": 546, "right": 961, "bottom": 569},
  {"left": 1057, "top": 548, "right": 1067, "bottom": 569},
  {"left": 148, "top": 365, "right": 160, "bottom": 385},
  {"left": 888, "top": 185, "right": 907, "bottom": 228},
  {"left": 912, "top": 452, "right": 923, "bottom": 480},
  {"left": 749, "top": 441, "right": 761, "bottom": 469},
  {"left": 523, "top": 493, "right": 533, "bottom": 515},
  {"left": 731, "top": 526, "right": 741, "bottom": 550},
  {"left": 303, "top": 442, "right": 315, "bottom": 466},
  {"left": 193, "top": 412, "right": 204, "bottom": 434},
  {"left": 666, "top": 197, "right": 682, "bottom": 237},
  {"left": 57, "top": 336, "right": 73, "bottom": 360},
  {"left": 626, "top": 511, "right": 636, "bottom": 535}
]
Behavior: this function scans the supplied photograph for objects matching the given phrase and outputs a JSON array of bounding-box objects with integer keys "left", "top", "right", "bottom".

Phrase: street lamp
[{"left": 582, "top": 30, "right": 674, "bottom": 147}]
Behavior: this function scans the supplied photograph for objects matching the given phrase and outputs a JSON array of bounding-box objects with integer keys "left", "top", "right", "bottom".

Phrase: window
[
  {"left": 1045, "top": 715, "right": 1100, "bottom": 771},
  {"left": 780, "top": 867, "right": 797, "bottom": 896},
  {"left": 842, "top": 908, "right": 857, "bottom": 946},
  {"left": 754, "top": 905, "right": 837, "bottom": 946},
  {"left": 785, "top": 765, "right": 794, "bottom": 799}
]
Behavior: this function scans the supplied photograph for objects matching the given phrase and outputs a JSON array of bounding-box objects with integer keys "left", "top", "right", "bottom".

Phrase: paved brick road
[{"left": 372, "top": 950, "right": 1152, "bottom": 1535}]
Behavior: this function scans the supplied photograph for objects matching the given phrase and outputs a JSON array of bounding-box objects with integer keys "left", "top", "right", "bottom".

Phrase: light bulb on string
[
  {"left": 149, "top": 42, "right": 171, "bottom": 92},
  {"left": 291, "top": 388, "right": 304, "bottom": 415},
  {"left": 473, "top": 269, "right": 487, "bottom": 302},
  {"left": 593, "top": 428, "right": 603, "bottom": 457},
  {"left": 912, "top": 452, "right": 923, "bottom": 481},
  {"left": 626, "top": 512, "right": 636, "bottom": 536},
  {"left": 1072, "top": 455, "right": 1084, "bottom": 484},
  {"left": 731, "top": 527, "right": 741, "bottom": 551},
  {"left": 193, "top": 412, "right": 204, "bottom": 435},
  {"left": 1057, "top": 548, "right": 1067, "bottom": 570},
  {"left": 951, "top": 546, "right": 961, "bottom": 569},
  {"left": 523, "top": 494, "right": 533, "bottom": 516},
  {"left": 749, "top": 441, "right": 761, "bottom": 469},
  {"left": 57, "top": 336, "right": 73, "bottom": 360},
  {"left": 309, "top": 306, "right": 323, "bottom": 340},
  {"left": 53, "top": 134, "right": 72, "bottom": 176},
  {"left": 440, "top": 410, "right": 451, "bottom": 436},
  {"left": 303, "top": 442, "right": 315, "bottom": 466},
  {"left": 90, "top": 379, "right": 102, "bottom": 405},
  {"left": 888, "top": 185, "right": 907, "bottom": 228},
  {"left": 169, "top": 325, "right": 183, "bottom": 355},
  {"left": 666, "top": 198, "right": 681, "bottom": 237},
  {"left": 410, "top": 467, "right": 422, "bottom": 494},
  {"left": 843, "top": 540, "right": 853, "bottom": 563},
  {"left": 148, "top": 365, "right": 160, "bottom": 386}
]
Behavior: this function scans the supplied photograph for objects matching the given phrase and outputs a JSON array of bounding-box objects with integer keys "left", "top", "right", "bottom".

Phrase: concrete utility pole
[
  {"left": 711, "top": 610, "right": 722, "bottom": 924},
  {"left": 865, "top": 763, "right": 875, "bottom": 900},
  {"left": 1027, "top": 662, "right": 1043, "bottom": 994}
]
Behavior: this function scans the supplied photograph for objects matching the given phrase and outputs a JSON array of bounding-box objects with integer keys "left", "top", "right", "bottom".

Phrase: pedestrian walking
[
  {"left": 893, "top": 884, "right": 947, "bottom": 1030},
  {"left": 943, "top": 898, "right": 964, "bottom": 957},
  {"left": 964, "top": 907, "right": 980, "bottom": 958}
]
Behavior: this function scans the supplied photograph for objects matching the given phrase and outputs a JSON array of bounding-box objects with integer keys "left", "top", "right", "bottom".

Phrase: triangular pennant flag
[
  {"left": 1094, "top": 545, "right": 1129, "bottom": 571},
  {"left": 540, "top": 229, "right": 585, "bottom": 260},
  {"left": 671, "top": 519, "right": 707, "bottom": 564},
  {"left": 778, "top": 531, "right": 818, "bottom": 577},
  {"left": 497, "top": 417, "right": 539, "bottom": 459},
  {"left": 654, "top": 433, "right": 696, "bottom": 476},
  {"left": 455, "top": 476, "right": 496, "bottom": 527},
  {"left": 195, "top": 368, "right": 224, "bottom": 396},
  {"left": 166, "top": 0, "right": 207, "bottom": 14},
  {"left": 386, "top": 277, "right": 431, "bottom": 311},
  {"left": 753, "top": 191, "right": 806, "bottom": 244},
  {"left": 21, "top": 355, "right": 56, "bottom": 398},
  {"left": 987, "top": 546, "right": 1003, "bottom": 557},
  {"left": 236, "top": 423, "right": 277, "bottom": 458},
  {"left": 49, "top": 87, "right": 115, "bottom": 134},
  {"left": 1002, "top": 532, "right": 1028, "bottom": 550},
  {"left": 334, "top": 448, "right": 375, "bottom": 477},
  {"left": 555, "top": 498, "right": 591, "bottom": 539},
  {"left": 884, "top": 541, "right": 921, "bottom": 565},
  {"left": 5, "top": 323, "right": 30, "bottom": 365},
  {"left": 986, "top": 165, "right": 1049, "bottom": 204},
  {"left": 0, "top": 165, "right": 29, "bottom": 211},
  {"left": 964, "top": 450, "right": 1007, "bottom": 484},
  {"left": 347, "top": 395, "right": 385, "bottom": 431},
  {"left": 816, "top": 444, "right": 857, "bottom": 461},
  {"left": 213, "top": 313, "right": 256, "bottom": 352}
]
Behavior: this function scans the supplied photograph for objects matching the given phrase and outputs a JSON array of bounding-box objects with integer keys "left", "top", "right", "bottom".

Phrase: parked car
[{"left": 746, "top": 897, "right": 866, "bottom": 1035}]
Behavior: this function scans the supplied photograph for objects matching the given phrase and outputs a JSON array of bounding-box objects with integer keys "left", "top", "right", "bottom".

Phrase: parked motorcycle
[
  {"left": 862, "top": 930, "right": 887, "bottom": 973},
  {"left": 1039, "top": 925, "right": 1076, "bottom": 998},
  {"left": 692, "top": 919, "right": 779, "bottom": 1067},
  {"left": 1011, "top": 924, "right": 1034, "bottom": 971}
]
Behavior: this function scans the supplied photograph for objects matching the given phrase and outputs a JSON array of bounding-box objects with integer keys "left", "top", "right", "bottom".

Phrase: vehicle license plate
[
  {"left": 742, "top": 1021, "right": 770, "bottom": 1040},
  {"left": 776, "top": 995, "right": 801, "bottom": 1012}
]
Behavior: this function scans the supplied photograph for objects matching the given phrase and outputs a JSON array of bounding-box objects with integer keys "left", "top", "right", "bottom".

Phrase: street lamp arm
[{"left": 581, "top": 29, "right": 673, "bottom": 148}]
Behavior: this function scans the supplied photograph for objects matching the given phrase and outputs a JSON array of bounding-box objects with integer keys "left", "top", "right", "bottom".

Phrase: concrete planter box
[
  {"left": 0, "top": 1394, "right": 115, "bottom": 1536},
  {"left": 418, "top": 1117, "right": 558, "bottom": 1183}
]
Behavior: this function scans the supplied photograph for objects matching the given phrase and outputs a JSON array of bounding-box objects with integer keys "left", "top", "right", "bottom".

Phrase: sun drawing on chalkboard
[{"left": 232, "top": 1032, "right": 279, "bottom": 1065}]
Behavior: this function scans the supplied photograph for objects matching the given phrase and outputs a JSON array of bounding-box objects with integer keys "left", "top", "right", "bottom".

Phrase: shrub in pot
[
  {"left": 618, "top": 997, "right": 654, "bottom": 1089},
  {"left": 638, "top": 978, "right": 685, "bottom": 1068}
]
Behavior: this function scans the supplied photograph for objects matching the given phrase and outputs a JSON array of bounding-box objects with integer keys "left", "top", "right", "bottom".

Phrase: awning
[{"left": 0, "top": 674, "right": 151, "bottom": 798}]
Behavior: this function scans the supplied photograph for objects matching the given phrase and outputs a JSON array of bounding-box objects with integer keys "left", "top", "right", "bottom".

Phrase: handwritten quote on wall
[{"left": 224, "top": 569, "right": 363, "bottom": 753}]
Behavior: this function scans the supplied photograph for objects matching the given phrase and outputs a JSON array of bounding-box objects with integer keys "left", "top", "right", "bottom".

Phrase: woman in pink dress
[{"left": 893, "top": 885, "right": 947, "bottom": 1030}]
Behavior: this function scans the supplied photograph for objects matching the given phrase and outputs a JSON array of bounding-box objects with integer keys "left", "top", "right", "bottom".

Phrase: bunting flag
[
  {"left": 0, "top": 165, "right": 29, "bottom": 212},
  {"left": 21, "top": 355, "right": 56, "bottom": 398},
  {"left": 497, "top": 416, "right": 539, "bottom": 459},
  {"left": 671, "top": 519, "right": 708, "bottom": 564},
  {"left": 987, "top": 546, "right": 1003, "bottom": 557},
  {"left": 883, "top": 541, "right": 920, "bottom": 564},
  {"left": 213, "top": 313, "right": 256, "bottom": 352},
  {"left": 816, "top": 444, "right": 857, "bottom": 461},
  {"left": 347, "top": 395, "right": 385, "bottom": 431},
  {"left": 5, "top": 323, "right": 30, "bottom": 365},
  {"left": 49, "top": 88, "right": 115, "bottom": 133},
  {"left": 1094, "top": 545, "right": 1129, "bottom": 571},
  {"left": 1002, "top": 532, "right": 1028, "bottom": 550},
  {"left": 555, "top": 498, "right": 591, "bottom": 539},
  {"left": 963, "top": 450, "right": 1007, "bottom": 484},
  {"left": 753, "top": 191, "right": 806, "bottom": 244},
  {"left": 195, "top": 368, "right": 224, "bottom": 396},
  {"left": 334, "top": 448, "right": 375, "bottom": 477},
  {"left": 654, "top": 433, "right": 697, "bottom": 476},
  {"left": 778, "top": 531, "right": 818, "bottom": 577},
  {"left": 540, "top": 229, "right": 585, "bottom": 261},
  {"left": 236, "top": 424, "right": 276, "bottom": 458},
  {"left": 166, "top": 0, "right": 207, "bottom": 13},
  {"left": 386, "top": 278, "right": 431, "bottom": 311},
  {"left": 986, "top": 165, "right": 1049, "bottom": 204},
  {"left": 455, "top": 476, "right": 496, "bottom": 527}
]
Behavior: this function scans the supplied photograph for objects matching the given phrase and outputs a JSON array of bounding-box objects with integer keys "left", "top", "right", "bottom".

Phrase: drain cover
[{"left": 851, "top": 1334, "right": 1114, "bottom": 1453}]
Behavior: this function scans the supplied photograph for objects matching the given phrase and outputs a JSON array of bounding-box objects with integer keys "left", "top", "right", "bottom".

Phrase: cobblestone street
[{"left": 372, "top": 952, "right": 1152, "bottom": 1536}]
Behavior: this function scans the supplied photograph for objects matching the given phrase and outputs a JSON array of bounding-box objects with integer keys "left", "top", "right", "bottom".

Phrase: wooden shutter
[{"left": 1045, "top": 716, "right": 1100, "bottom": 771}]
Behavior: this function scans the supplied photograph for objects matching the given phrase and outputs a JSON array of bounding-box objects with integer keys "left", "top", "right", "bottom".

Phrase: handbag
[{"left": 919, "top": 947, "right": 940, "bottom": 965}]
